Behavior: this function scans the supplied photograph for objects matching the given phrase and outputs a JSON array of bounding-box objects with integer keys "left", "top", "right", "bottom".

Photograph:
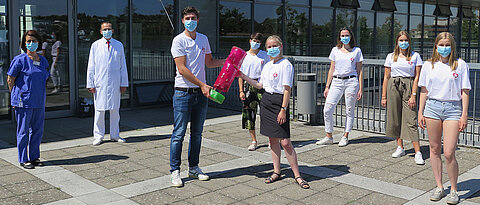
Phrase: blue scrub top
[{"left": 7, "top": 53, "right": 50, "bottom": 108}]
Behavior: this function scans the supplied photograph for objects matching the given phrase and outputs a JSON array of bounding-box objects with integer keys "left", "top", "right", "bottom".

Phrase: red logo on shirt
[
  {"left": 453, "top": 72, "right": 459, "bottom": 79},
  {"left": 408, "top": 61, "right": 413, "bottom": 65},
  {"left": 273, "top": 72, "right": 278, "bottom": 78},
  {"left": 350, "top": 57, "right": 354, "bottom": 62},
  {"left": 261, "top": 60, "right": 264, "bottom": 65}
]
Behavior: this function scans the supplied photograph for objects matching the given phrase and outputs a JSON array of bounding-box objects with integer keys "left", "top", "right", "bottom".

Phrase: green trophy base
[{"left": 209, "top": 89, "right": 225, "bottom": 104}]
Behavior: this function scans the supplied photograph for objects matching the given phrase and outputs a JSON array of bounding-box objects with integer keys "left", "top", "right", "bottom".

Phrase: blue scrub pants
[{"left": 15, "top": 107, "right": 45, "bottom": 164}]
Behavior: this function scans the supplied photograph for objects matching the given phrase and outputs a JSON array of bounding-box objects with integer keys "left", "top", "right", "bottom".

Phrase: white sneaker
[
  {"left": 391, "top": 146, "right": 405, "bottom": 158},
  {"left": 316, "top": 137, "right": 333, "bottom": 145},
  {"left": 338, "top": 137, "right": 349, "bottom": 147},
  {"left": 415, "top": 152, "right": 425, "bottom": 165},
  {"left": 188, "top": 166, "right": 209, "bottom": 181},
  {"left": 92, "top": 138, "right": 102, "bottom": 146},
  {"left": 171, "top": 170, "right": 183, "bottom": 187},
  {"left": 51, "top": 88, "right": 59, "bottom": 94},
  {"left": 111, "top": 136, "right": 126, "bottom": 143},
  {"left": 247, "top": 141, "right": 257, "bottom": 151},
  {"left": 430, "top": 187, "right": 446, "bottom": 201}
]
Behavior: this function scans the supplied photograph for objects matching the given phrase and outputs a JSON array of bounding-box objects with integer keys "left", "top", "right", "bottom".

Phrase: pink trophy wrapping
[{"left": 213, "top": 46, "right": 247, "bottom": 93}]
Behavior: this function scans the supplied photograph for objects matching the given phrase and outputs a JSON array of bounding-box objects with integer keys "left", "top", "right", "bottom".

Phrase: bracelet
[{"left": 239, "top": 91, "right": 244, "bottom": 93}]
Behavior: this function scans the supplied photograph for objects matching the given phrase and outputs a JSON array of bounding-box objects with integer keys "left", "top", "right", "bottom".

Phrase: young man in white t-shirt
[{"left": 169, "top": 6, "right": 225, "bottom": 187}]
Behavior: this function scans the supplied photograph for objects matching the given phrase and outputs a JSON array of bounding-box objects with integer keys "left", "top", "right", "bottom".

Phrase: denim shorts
[{"left": 424, "top": 98, "right": 462, "bottom": 121}]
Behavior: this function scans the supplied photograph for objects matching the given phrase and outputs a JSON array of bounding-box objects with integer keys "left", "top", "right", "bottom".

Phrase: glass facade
[{"left": 1, "top": 0, "right": 480, "bottom": 119}]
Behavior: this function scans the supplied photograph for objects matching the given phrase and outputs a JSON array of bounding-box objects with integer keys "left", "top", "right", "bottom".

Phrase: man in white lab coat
[{"left": 87, "top": 22, "right": 129, "bottom": 146}]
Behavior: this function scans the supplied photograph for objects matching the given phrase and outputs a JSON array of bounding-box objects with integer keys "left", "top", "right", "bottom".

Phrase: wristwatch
[
  {"left": 412, "top": 93, "right": 417, "bottom": 96},
  {"left": 281, "top": 106, "right": 287, "bottom": 110}
]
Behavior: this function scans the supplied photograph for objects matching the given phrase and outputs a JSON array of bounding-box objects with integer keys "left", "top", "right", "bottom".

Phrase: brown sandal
[
  {"left": 295, "top": 177, "right": 310, "bottom": 189},
  {"left": 265, "top": 172, "right": 281, "bottom": 184}
]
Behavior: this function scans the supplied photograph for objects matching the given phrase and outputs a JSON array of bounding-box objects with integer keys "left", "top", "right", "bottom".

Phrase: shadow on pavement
[
  {"left": 347, "top": 136, "right": 393, "bottom": 145},
  {"left": 44, "top": 154, "right": 129, "bottom": 166},
  {"left": 123, "top": 134, "right": 171, "bottom": 143}
]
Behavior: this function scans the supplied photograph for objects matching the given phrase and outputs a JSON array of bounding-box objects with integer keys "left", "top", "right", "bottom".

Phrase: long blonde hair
[
  {"left": 393, "top": 31, "right": 412, "bottom": 62},
  {"left": 430, "top": 32, "right": 458, "bottom": 70}
]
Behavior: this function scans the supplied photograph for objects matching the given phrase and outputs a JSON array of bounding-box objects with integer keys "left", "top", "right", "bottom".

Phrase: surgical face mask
[
  {"left": 398, "top": 41, "right": 409, "bottom": 50},
  {"left": 26, "top": 42, "right": 38, "bottom": 52},
  {"left": 184, "top": 20, "right": 197, "bottom": 32},
  {"left": 102, "top": 29, "right": 113, "bottom": 39},
  {"left": 340, "top": 36, "right": 350, "bottom": 45},
  {"left": 267, "top": 47, "right": 281, "bottom": 58},
  {"left": 437, "top": 46, "right": 451, "bottom": 58},
  {"left": 250, "top": 41, "right": 260, "bottom": 50}
]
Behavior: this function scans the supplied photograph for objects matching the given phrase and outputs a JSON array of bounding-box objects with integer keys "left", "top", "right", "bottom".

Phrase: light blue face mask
[
  {"left": 184, "top": 20, "right": 197, "bottom": 32},
  {"left": 398, "top": 41, "right": 409, "bottom": 49},
  {"left": 26, "top": 42, "right": 38, "bottom": 52},
  {"left": 340, "top": 36, "right": 350, "bottom": 45},
  {"left": 250, "top": 41, "right": 260, "bottom": 50},
  {"left": 102, "top": 29, "right": 113, "bottom": 39},
  {"left": 437, "top": 46, "right": 451, "bottom": 57},
  {"left": 267, "top": 47, "right": 281, "bottom": 58}
]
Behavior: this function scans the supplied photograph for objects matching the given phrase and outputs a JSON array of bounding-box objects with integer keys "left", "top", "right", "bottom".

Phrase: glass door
[
  {"left": 0, "top": 0, "right": 8, "bottom": 119},
  {"left": 15, "top": 0, "right": 75, "bottom": 116}
]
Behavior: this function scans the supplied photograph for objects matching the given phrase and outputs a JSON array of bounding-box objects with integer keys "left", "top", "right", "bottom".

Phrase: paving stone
[
  {"left": 75, "top": 166, "right": 117, "bottom": 180},
  {"left": 215, "top": 183, "right": 265, "bottom": 200},
  {"left": 396, "top": 175, "right": 437, "bottom": 191},
  {"left": 63, "top": 145, "right": 99, "bottom": 155},
  {"left": 41, "top": 150, "right": 72, "bottom": 159},
  {"left": 125, "top": 168, "right": 163, "bottom": 182},
  {"left": 354, "top": 158, "right": 393, "bottom": 169},
  {"left": 0, "top": 172, "right": 36, "bottom": 185},
  {"left": 364, "top": 169, "right": 409, "bottom": 183},
  {"left": 353, "top": 192, "right": 408, "bottom": 205},
  {"left": 4, "top": 180, "right": 53, "bottom": 195},
  {"left": 91, "top": 174, "right": 136, "bottom": 189},
  {"left": 466, "top": 189, "right": 480, "bottom": 203},
  {"left": 299, "top": 191, "right": 350, "bottom": 205},
  {"left": 1, "top": 196, "right": 25, "bottom": 205},
  {"left": 204, "top": 152, "right": 239, "bottom": 164},
  {"left": 130, "top": 191, "right": 178, "bottom": 205},
  {"left": 164, "top": 183, "right": 212, "bottom": 201},
  {"left": 22, "top": 188, "right": 71, "bottom": 205},
  {"left": 270, "top": 182, "right": 317, "bottom": 201},
  {"left": 241, "top": 191, "right": 294, "bottom": 204},
  {"left": 382, "top": 161, "right": 428, "bottom": 176},
  {"left": 185, "top": 191, "right": 237, "bottom": 205},
  {"left": 0, "top": 165, "right": 23, "bottom": 176},
  {"left": 0, "top": 186, "right": 15, "bottom": 199},
  {"left": 324, "top": 184, "right": 373, "bottom": 201},
  {"left": 242, "top": 176, "right": 291, "bottom": 192},
  {"left": 196, "top": 175, "right": 239, "bottom": 190}
]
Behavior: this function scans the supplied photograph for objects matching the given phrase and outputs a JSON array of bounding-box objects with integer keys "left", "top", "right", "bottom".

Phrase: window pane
[
  {"left": 312, "top": 8, "right": 333, "bottom": 56},
  {"left": 254, "top": 4, "right": 282, "bottom": 39},
  {"left": 410, "top": 15, "right": 422, "bottom": 53},
  {"left": 410, "top": 2, "right": 422, "bottom": 15},
  {"left": 394, "top": 14, "right": 408, "bottom": 35},
  {"left": 395, "top": 1, "right": 408, "bottom": 13},
  {"left": 77, "top": 0, "right": 129, "bottom": 106},
  {"left": 424, "top": 16, "right": 435, "bottom": 58},
  {"left": 425, "top": 3, "right": 435, "bottom": 16},
  {"left": 286, "top": 0, "right": 308, "bottom": 6},
  {"left": 0, "top": 0, "right": 7, "bottom": 118},
  {"left": 257, "top": 0, "right": 281, "bottom": 3},
  {"left": 335, "top": 9, "right": 355, "bottom": 30},
  {"left": 358, "top": 0, "right": 373, "bottom": 10},
  {"left": 357, "top": 11, "right": 374, "bottom": 57},
  {"left": 132, "top": 0, "right": 174, "bottom": 85},
  {"left": 285, "top": 6, "right": 308, "bottom": 55},
  {"left": 219, "top": 1, "right": 251, "bottom": 54},
  {"left": 376, "top": 12, "right": 393, "bottom": 58}
]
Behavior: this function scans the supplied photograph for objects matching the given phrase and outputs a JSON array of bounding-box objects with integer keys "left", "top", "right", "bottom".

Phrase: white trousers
[
  {"left": 94, "top": 109, "right": 120, "bottom": 140},
  {"left": 50, "top": 57, "right": 60, "bottom": 87},
  {"left": 324, "top": 77, "right": 359, "bottom": 133}
]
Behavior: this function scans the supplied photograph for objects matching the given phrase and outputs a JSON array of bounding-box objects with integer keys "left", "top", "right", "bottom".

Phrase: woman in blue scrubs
[{"left": 7, "top": 30, "right": 49, "bottom": 169}]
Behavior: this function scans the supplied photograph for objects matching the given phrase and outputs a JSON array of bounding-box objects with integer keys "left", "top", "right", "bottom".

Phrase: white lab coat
[{"left": 86, "top": 38, "right": 129, "bottom": 111}]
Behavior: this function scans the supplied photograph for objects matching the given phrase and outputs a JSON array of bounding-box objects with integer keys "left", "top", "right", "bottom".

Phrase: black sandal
[
  {"left": 295, "top": 177, "right": 310, "bottom": 189},
  {"left": 20, "top": 162, "right": 34, "bottom": 169},
  {"left": 33, "top": 159, "right": 44, "bottom": 167},
  {"left": 265, "top": 172, "right": 281, "bottom": 184}
]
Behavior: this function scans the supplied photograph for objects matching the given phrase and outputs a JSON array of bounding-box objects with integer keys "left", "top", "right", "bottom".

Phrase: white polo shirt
[
  {"left": 171, "top": 32, "right": 212, "bottom": 88},
  {"left": 418, "top": 59, "right": 471, "bottom": 101},
  {"left": 240, "top": 50, "right": 270, "bottom": 79},
  {"left": 384, "top": 52, "right": 423, "bottom": 77},
  {"left": 37, "top": 42, "right": 49, "bottom": 55},
  {"left": 328, "top": 47, "right": 363, "bottom": 77},
  {"left": 260, "top": 58, "right": 294, "bottom": 94}
]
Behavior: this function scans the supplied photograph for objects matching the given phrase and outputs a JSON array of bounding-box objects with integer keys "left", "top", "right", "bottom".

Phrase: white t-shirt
[
  {"left": 51, "top": 41, "right": 62, "bottom": 56},
  {"left": 171, "top": 32, "right": 212, "bottom": 88},
  {"left": 240, "top": 50, "right": 270, "bottom": 79},
  {"left": 418, "top": 59, "right": 471, "bottom": 101},
  {"left": 259, "top": 58, "right": 294, "bottom": 94},
  {"left": 384, "top": 52, "right": 423, "bottom": 77},
  {"left": 329, "top": 47, "right": 363, "bottom": 77},
  {"left": 37, "top": 42, "right": 48, "bottom": 55}
]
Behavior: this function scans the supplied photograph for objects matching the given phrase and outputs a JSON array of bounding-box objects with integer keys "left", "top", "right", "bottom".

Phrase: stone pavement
[{"left": 0, "top": 105, "right": 479, "bottom": 205}]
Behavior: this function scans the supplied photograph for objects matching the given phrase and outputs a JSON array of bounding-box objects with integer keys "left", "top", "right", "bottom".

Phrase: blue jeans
[{"left": 170, "top": 90, "right": 208, "bottom": 172}]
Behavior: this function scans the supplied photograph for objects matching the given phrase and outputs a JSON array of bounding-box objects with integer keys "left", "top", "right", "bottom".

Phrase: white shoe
[
  {"left": 316, "top": 137, "right": 333, "bottom": 145},
  {"left": 247, "top": 141, "right": 257, "bottom": 151},
  {"left": 391, "top": 146, "right": 405, "bottom": 158},
  {"left": 51, "top": 88, "right": 59, "bottom": 94},
  {"left": 171, "top": 170, "right": 183, "bottom": 187},
  {"left": 338, "top": 137, "right": 349, "bottom": 147},
  {"left": 188, "top": 166, "right": 209, "bottom": 181},
  {"left": 111, "top": 136, "right": 126, "bottom": 143},
  {"left": 92, "top": 138, "right": 102, "bottom": 146},
  {"left": 415, "top": 152, "right": 425, "bottom": 165}
]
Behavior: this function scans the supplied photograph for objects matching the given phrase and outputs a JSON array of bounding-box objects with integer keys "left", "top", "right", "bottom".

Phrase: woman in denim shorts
[{"left": 418, "top": 32, "right": 471, "bottom": 204}]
